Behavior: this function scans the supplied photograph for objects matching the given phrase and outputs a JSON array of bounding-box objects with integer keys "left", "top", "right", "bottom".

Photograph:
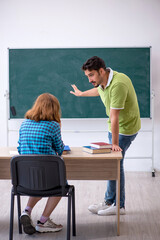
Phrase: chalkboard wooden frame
[{"left": 9, "top": 47, "right": 151, "bottom": 119}]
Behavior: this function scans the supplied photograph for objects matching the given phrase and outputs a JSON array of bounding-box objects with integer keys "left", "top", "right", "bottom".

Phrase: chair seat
[{"left": 16, "top": 185, "right": 71, "bottom": 197}]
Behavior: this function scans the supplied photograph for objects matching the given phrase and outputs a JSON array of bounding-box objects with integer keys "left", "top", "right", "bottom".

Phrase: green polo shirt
[{"left": 98, "top": 71, "right": 141, "bottom": 135}]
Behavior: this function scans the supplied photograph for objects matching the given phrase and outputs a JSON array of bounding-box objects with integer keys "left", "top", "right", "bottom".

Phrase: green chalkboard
[{"left": 9, "top": 48, "right": 150, "bottom": 118}]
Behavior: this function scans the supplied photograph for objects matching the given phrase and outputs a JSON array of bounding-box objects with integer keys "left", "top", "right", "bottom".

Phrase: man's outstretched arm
[{"left": 70, "top": 84, "right": 99, "bottom": 97}]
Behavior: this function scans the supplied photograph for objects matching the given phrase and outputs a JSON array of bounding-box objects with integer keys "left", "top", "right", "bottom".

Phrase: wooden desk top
[{"left": 0, "top": 147, "right": 122, "bottom": 160}]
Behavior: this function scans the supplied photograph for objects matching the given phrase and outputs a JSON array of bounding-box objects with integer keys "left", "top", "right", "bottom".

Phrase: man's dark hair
[{"left": 82, "top": 56, "right": 106, "bottom": 71}]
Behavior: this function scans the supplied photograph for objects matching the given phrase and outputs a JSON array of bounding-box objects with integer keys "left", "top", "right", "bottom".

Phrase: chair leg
[
  {"left": 17, "top": 195, "right": 22, "bottom": 234},
  {"left": 67, "top": 194, "right": 71, "bottom": 240},
  {"left": 72, "top": 187, "right": 76, "bottom": 236},
  {"left": 9, "top": 190, "right": 15, "bottom": 240}
]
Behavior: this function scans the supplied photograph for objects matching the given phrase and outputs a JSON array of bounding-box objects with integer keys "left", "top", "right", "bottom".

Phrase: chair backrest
[{"left": 10, "top": 155, "right": 67, "bottom": 193}]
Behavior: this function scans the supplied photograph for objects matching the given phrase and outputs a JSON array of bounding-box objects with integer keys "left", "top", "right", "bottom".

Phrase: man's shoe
[
  {"left": 88, "top": 201, "right": 111, "bottom": 214},
  {"left": 35, "top": 218, "right": 63, "bottom": 233},
  {"left": 98, "top": 203, "right": 126, "bottom": 216},
  {"left": 20, "top": 211, "right": 36, "bottom": 235}
]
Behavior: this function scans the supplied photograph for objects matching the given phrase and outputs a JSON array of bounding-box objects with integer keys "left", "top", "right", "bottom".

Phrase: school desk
[{"left": 0, "top": 147, "right": 122, "bottom": 235}]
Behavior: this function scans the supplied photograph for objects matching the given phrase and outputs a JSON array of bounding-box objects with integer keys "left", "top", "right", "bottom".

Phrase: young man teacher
[{"left": 70, "top": 56, "right": 141, "bottom": 215}]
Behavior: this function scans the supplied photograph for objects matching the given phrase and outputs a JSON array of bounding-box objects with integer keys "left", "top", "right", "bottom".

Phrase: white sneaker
[
  {"left": 20, "top": 211, "right": 36, "bottom": 235},
  {"left": 98, "top": 203, "right": 126, "bottom": 216},
  {"left": 35, "top": 218, "right": 63, "bottom": 233},
  {"left": 88, "top": 201, "right": 111, "bottom": 214}
]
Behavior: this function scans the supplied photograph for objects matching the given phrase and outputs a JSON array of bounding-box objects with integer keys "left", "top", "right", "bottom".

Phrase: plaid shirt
[{"left": 17, "top": 119, "right": 64, "bottom": 156}]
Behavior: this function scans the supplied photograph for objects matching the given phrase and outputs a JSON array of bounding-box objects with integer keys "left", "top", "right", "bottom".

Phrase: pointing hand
[{"left": 70, "top": 84, "right": 82, "bottom": 96}]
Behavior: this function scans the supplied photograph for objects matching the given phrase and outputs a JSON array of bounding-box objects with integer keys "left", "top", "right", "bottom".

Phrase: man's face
[{"left": 84, "top": 69, "right": 104, "bottom": 88}]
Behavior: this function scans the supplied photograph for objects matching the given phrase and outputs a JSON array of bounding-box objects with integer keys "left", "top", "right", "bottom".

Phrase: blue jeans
[{"left": 105, "top": 132, "right": 138, "bottom": 208}]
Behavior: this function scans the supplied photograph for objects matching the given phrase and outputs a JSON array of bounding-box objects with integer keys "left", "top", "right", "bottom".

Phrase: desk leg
[{"left": 116, "top": 160, "right": 120, "bottom": 236}]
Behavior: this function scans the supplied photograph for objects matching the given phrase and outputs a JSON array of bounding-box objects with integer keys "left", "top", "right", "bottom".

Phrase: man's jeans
[{"left": 105, "top": 132, "right": 138, "bottom": 208}]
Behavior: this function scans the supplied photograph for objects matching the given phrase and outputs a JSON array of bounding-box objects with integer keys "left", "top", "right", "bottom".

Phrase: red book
[{"left": 90, "top": 142, "right": 112, "bottom": 149}]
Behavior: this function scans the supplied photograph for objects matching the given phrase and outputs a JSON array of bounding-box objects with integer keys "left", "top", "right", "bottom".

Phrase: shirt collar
[{"left": 99, "top": 67, "right": 113, "bottom": 89}]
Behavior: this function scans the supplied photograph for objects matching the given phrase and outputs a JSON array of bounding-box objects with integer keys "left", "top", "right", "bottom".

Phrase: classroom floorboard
[{"left": 0, "top": 172, "right": 160, "bottom": 240}]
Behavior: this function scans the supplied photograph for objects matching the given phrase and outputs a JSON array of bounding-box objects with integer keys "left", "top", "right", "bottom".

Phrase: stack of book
[{"left": 83, "top": 142, "right": 112, "bottom": 154}]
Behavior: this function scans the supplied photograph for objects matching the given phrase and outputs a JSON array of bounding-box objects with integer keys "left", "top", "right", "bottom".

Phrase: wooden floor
[{"left": 0, "top": 172, "right": 160, "bottom": 240}]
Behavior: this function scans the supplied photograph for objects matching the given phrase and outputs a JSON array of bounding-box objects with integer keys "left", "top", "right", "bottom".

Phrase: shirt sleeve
[
  {"left": 51, "top": 123, "right": 65, "bottom": 156},
  {"left": 17, "top": 128, "right": 21, "bottom": 154},
  {"left": 110, "top": 82, "right": 128, "bottom": 109}
]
